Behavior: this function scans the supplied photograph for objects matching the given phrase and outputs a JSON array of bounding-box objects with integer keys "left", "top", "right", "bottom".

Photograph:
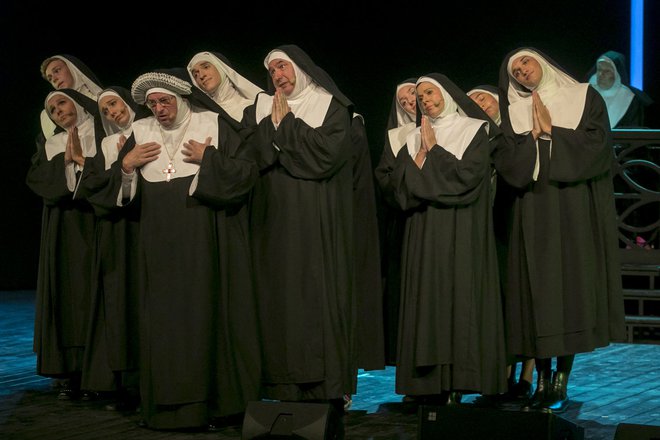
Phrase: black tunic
[
  {"left": 26, "top": 122, "right": 97, "bottom": 380},
  {"left": 351, "top": 114, "right": 385, "bottom": 373},
  {"left": 78, "top": 87, "right": 150, "bottom": 393},
  {"left": 241, "top": 97, "right": 357, "bottom": 401},
  {"left": 378, "top": 126, "right": 508, "bottom": 396},
  {"left": 494, "top": 86, "right": 627, "bottom": 358},
  {"left": 93, "top": 110, "right": 260, "bottom": 429}
]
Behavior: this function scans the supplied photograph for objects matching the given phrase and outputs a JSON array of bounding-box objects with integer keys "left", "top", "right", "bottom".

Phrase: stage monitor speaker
[
  {"left": 418, "top": 404, "right": 584, "bottom": 440},
  {"left": 614, "top": 422, "right": 660, "bottom": 440},
  {"left": 241, "top": 400, "right": 342, "bottom": 439}
]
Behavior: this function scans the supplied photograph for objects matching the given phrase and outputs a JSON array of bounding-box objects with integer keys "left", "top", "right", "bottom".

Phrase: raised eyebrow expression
[
  {"left": 269, "top": 61, "right": 289, "bottom": 77},
  {"left": 101, "top": 98, "right": 119, "bottom": 115},
  {"left": 417, "top": 88, "right": 434, "bottom": 99},
  {"left": 48, "top": 97, "right": 69, "bottom": 114}
]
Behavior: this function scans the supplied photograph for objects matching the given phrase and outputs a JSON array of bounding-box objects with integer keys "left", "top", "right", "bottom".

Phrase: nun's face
[
  {"left": 596, "top": 62, "right": 615, "bottom": 90},
  {"left": 416, "top": 81, "right": 444, "bottom": 118},
  {"left": 510, "top": 55, "right": 542, "bottom": 89},
  {"left": 190, "top": 61, "right": 222, "bottom": 94},
  {"left": 268, "top": 59, "right": 296, "bottom": 96},
  {"left": 469, "top": 92, "right": 499, "bottom": 120},
  {"left": 45, "top": 59, "right": 74, "bottom": 90},
  {"left": 146, "top": 92, "right": 178, "bottom": 128},
  {"left": 47, "top": 94, "right": 77, "bottom": 130},
  {"left": 397, "top": 85, "right": 417, "bottom": 117},
  {"left": 99, "top": 95, "right": 131, "bottom": 128}
]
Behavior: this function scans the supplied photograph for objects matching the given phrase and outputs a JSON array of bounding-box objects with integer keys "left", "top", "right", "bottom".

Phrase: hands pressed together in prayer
[
  {"left": 64, "top": 127, "right": 85, "bottom": 167},
  {"left": 270, "top": 90, "right": 290, "bottom": 126},
  {"left": 415, "top": 116, "right": 436, "bottom": 168},
  {"left": 182, "top": 137, "right": 213, "bottom": 164},
  {"left": 531, "top": 91, "right": 552, "bottom": 139}
]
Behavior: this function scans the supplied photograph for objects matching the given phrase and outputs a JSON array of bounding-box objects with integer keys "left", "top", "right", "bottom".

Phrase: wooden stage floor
[{"left": 2, "top": 290, "right": 659, "bottom": 439}]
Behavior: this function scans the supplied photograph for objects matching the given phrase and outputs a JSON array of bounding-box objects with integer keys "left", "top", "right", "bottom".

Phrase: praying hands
[
  {"left": 271, "top": 90, "right": 290, "bottom": 126},
  {"left": 415, "top": 115, "right": 436, "bottom": 168},
  {"left": 65, "top": 126, "right": 84, "bottom": 167},
  {"left": 531, "top": 91, "right": 552, "bottom": 139}
]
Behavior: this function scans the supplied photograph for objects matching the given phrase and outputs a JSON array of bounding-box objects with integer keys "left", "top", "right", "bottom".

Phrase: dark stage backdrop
[{"left": 1, "top": 1, "right": 657, "bottom": 289}]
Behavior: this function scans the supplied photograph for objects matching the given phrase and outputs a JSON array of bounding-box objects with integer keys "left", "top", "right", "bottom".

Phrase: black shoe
[
  {"left": 81, "top": 390, "right": 99, "bottom": 401},
  {"left": 544, "top": 371, "right": 569, "bottom": 413},
  {"left": 522, "top": 374, "right": 550, "bottom": 411},
  {"left": 472, "top": 394, "right": 501, "bottom": 408},
  {"left": 105, "top": 397, "right": 139, "bottom": 412},
  {"left": 508, "top": 380, "right": 533, "bottom": 400},
  {"left": 447, "top": 391, "right": 462, "bottom": 405},
  {"left": 208, "top": 413, "right": 244, "bottom": 430},
  {"left": 57, "top": 388, "right": 79, "bottom": 400}
]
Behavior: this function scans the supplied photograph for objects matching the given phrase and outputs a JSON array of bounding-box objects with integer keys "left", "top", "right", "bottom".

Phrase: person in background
[
  {"left": 377, "top": 73, "right": 508, "bottom": 406},
  {"left": 78, "top": 86, "right": 151, "bottom": 411},
  {"left": 585, "top": 50, "right": 653, "bottom": 128},
  {"left": 494, "top": 47, "right": 626, "bottom": 413},
  {"left": 39, "top": 55, "right": 104, "bottom": 139},
  {"left": 468, "top": 85, "right": 535, "bottom": 403},
  {"left": 186, "top": 51, "right": 262, "bottom": 127},
  {"left": 389, "top": 80, "right": 418, "bottom": 128},
  {"left": 376, "top": 78, "right": 419, "bottom": 369},
  {"left": 345, "top": 108, "right": 385, "bottom": 411}
]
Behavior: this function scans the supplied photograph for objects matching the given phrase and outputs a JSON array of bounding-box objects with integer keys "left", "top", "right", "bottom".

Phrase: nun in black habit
[
  {"left": 186, "top": 50, "right": 262, "bottom": 128},
  {"left": 375, "top": 77, "right": 419, "bottom": 367},
  {"left": 468, "top": 84, "right": 537, "bottom": 401},
  {"left": 77, "top": 86, "right": 151, "bottom": 407},
  {"left": 87, "top": 70, "right": 261, "bottom": 429},
  {"left": 39, "top": 55, "right": 104, "bottom": 140},
  {"left": 26, "top": 89, "right": 101, "bottom": 399},
  {"left": 378, "top": 73, "right": 508, "bottom": 403},
  {"left": 240, "top": 44, "right": 369, "bottom": 414},
  {"left": 585, "top": 50, "right": 653, "bottom": 128},
  {"left": 494, "top": 47, "right": 626, "bottom": 412}
]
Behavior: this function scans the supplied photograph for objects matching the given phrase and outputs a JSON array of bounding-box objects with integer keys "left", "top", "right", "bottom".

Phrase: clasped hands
[
  {"left": 271, "top": 90, "right": 290, "bottom": 126},
  {"left": 64, "top": 126, "right": 85, "bottom": 167},
  {"left": 414, "top": 116, "right": 436, "bottom": 168},
  {"left": 531, "top": 91, "right": 552, "bottom": 139}
]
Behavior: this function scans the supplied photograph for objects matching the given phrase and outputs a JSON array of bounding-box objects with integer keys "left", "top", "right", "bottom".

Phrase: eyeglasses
[{"left": 146, "top": 95, "right": 176, "bottom": 109}]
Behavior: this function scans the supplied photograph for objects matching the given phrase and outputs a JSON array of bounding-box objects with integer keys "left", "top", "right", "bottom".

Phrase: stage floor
[{"left": 2, "top": 290, "right": 659, "bottom": 439}]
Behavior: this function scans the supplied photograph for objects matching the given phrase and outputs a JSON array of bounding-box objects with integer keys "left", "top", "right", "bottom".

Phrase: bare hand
[
  {"left": 182, "top": 137, "right": 212, "bottom": 164},
  {"left": 66, "top": 127, "right": 85, "bottom": 166},
  {"left": 116, "top": 134, "right": 127, "bottom": 152},
  {"left": 415, "top": 116, "right": 435, "bottom": 168},
  {"left": 122, "top": 141, "right": 160, "bottom": 173},
  {"left": 271, "top": 90, "right": 290, "bottom": 125},
  {"left": 532, "top": 91, "right": 552, "bottom": 139}
]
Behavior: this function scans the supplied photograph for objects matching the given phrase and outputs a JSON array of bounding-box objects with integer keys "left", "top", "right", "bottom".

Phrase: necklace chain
[{"left": 158, "top": 113, "right": 192, "bottom": 161}]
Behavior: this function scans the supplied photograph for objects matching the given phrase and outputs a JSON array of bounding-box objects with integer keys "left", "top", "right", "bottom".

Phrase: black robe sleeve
[
  {"left": 383, "top": 126, "right": 491, "bottom": 212},
  {"left": 192, "top": 117, "right": 258, "bottom": 208}
]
